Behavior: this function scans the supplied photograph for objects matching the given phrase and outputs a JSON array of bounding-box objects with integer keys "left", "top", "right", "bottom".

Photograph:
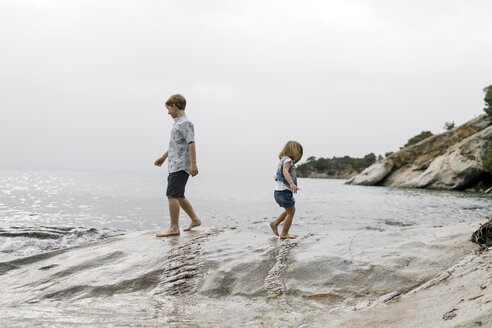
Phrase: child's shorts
[
  {"left": 274, "top": 190, "right": 295, "bottom": 208},
  {"left": 166, "top": 170, "right": 189, "bottom": 198}
]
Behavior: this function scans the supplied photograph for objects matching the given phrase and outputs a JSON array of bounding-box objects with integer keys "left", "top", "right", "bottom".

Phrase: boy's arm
[
  {"left": 189, "top": 142, "right": 198, "bottom": 176},
  {"left": 282, "top": 161, "right": 299, "bottom": 193},
  {"left": 154, "top": 151, "right": 168, "bottom": 167}
]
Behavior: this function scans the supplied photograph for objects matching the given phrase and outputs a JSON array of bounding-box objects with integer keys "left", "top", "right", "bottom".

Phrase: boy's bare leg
[
  {"left": 179, "top": 198, "right": 201, "bottom": 231},
  {"left": 280, "top": 207, "right": 296, "bottom": 239},
  {"left": 270, "top": 211, "right": 287, "bottom": 236},
  {"left": 156, "top": 197, "right": 181, "bottom": 237}
]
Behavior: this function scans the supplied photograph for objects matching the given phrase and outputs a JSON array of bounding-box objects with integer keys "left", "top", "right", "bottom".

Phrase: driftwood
[{"left": 471, "top": 218, "right": 492, "bottom": 246}]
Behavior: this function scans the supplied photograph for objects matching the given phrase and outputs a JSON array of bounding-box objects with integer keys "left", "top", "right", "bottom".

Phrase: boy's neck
[{"left": 175, "top": 111, "right": 186, "bottom": 118}]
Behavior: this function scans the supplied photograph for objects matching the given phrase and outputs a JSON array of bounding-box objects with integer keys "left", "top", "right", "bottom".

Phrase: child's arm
[
  {"left": 189, "top": 142, "right": 198, "bottom": 176},
  {"left": 282, "top": 161, "right": 300, "bottom": 193},
  {"left": 154, "top": 151, "right": 168, "bottom": 167}
]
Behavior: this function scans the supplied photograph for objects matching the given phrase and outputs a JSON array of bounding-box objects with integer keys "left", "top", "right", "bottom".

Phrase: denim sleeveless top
[{"left": 275, "top": 156, "right": 298, "bottom": 186}]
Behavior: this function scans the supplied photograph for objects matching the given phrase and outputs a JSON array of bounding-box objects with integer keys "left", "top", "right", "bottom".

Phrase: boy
[{"left": 154, "top": 94, "right": 201, "bottom": 237}]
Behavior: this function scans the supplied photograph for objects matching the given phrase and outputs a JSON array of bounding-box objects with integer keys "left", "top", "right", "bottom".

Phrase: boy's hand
[
  {"left": 190, "top": 163, "right": 198, "bottom": 177},
  {"left": 290, "top": 184, "right": 300, "bottom": 193},
  {"left": 154, "top": 157, "right": 165, "bottom": 167}
]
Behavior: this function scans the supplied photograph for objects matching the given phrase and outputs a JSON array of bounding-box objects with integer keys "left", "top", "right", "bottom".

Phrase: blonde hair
[{"left": 279, "top": 141, "right": 303, "bottom": 164}]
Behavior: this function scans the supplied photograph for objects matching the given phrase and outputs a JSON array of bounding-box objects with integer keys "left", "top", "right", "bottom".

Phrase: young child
[
  {"left": 154, "top": 94, "right": 201, "bottom": 237},
  {"left": 270, "top": 141, "right": 303, "bottom": 239}
]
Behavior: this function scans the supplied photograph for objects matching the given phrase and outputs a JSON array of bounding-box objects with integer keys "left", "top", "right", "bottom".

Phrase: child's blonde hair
[{"left": 279, "top": 141, "right": 303, "bottom": 164}]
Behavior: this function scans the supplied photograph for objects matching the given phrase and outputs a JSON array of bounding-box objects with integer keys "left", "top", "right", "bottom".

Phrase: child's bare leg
[
  {"left": 270, "top": 211, "right": 287, "bottom": 236},
  {"left": 156, "top": 197, "right": 181, "bottom": 237},
  {"left": 280, "top": 206, "right": 296, "bottom": 239},
  {"left": 178, "top": 198, "right": 201, "bottom": 231}
]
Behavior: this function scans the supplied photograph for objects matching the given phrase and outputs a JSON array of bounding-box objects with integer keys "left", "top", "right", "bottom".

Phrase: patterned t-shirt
[{"left": 168, "top": 115, "right": 195, "bottom": 174}]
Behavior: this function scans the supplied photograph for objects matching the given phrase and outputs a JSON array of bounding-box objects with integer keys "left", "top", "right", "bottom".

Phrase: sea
[
  {"left": 1, "top": 169, "right": 491, "bottom": 327},
  {"left": 1, "top": 169, "right": 490, "bottom": 248}
]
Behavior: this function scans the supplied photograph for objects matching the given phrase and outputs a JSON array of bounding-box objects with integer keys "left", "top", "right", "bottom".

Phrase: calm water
[{"left": 0, "top": 169, "right": 490, "bottom": 242}]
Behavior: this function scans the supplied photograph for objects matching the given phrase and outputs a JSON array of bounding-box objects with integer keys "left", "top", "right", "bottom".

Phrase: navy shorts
[
  {"left": 166, "top": 170, "right": 189, "bottom": 198},
  {"left": 274, "top": 190, "right": 295, "bottom": 208}
]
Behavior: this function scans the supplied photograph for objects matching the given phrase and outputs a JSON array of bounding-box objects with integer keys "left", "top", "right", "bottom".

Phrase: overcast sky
[{"left": 1, "top": 0, "right": 491, "bottom": 176}]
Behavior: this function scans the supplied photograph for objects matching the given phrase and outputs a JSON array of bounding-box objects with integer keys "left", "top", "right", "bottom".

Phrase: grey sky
[{"left": 1, "top": 0, "right": 491, "bottom": 176}]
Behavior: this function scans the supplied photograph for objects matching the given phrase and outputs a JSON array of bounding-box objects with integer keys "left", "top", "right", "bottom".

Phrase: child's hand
[
  {"left": 290, "top": 184, "right": 300, "bottom": 193},
  {"left": 154, "top": 157, "right": 165, "bottom": 167},
  {"left": 190, "top": 163, "right": 199, "bottom": 177}
]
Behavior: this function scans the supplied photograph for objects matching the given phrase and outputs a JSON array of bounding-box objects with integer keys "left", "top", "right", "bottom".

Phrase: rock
[
  {"left": 347, "top": 115, "right": 492, "bottom": 190},
  {"left": 309, "top": 222, "right": 492, "bottom": 328},
  {"left": 346, "top": 159, "right": 394, "bottom": 186},
  {"left": 471, "top": 218, "right": 492, "bottom": 246},
  {"left": 0, "top": 223, "right": 483, "bottom": 327},
  {"left": 442, "top": 311, "right": 457, "bottom": 321},
  {"left": 466, "top": 181, "right": 490, "bottom": 193}
]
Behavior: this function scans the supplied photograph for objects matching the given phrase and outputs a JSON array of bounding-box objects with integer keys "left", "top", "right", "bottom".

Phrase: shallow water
[
  {"left": 1, "top": 169, "right": 490, "bottom": 233},
  {"left": 0, "top": 169, "right": 490, "bottom": 327}
]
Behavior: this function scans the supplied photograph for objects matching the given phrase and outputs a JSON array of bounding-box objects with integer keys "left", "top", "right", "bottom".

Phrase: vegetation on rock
[
  {"left": 483, "top": 148, "right": 492, "bottom": 173},
  {"left": 484, "top": 85, "right": 492, "bottom": 116},
  {"left": 402, "top": 131, "right": 434, "bottom": 148},
  {"left": 297, "top": 153, "right": 378, "bottom": 178},
  {"left": 444, "top": 121, "right": 455, "bottom": 130},
  {"left": 304, "top": 88, "right": 491, "bottom": 181}
]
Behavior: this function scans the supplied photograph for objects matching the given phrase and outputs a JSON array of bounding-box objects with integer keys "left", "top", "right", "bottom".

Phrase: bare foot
[
  {"left": 280, "top": 234, "right": 296, "bottom": 239},
  {"left": 270, "top": 222, "right": 279, "bottom": 236},
  {"left": 156, "top": 228, "right": 180, "bottom": 237},
  {"left": 183, "top": 219, "right": 201, "bottom": 231}
]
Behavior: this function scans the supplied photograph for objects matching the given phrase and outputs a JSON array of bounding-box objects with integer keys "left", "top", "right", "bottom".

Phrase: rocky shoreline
[
  {"left": 2, "top": 221, "right": 491, "bottom": 327},
  {"left": 310, "top": 244, "right": 492, "bottom": 328},
  {"left": 308, "top": 219, "right": 492, "bottom": 327},
  {"left": 346, "top": 114, "right": 492, "bottom": 193}
]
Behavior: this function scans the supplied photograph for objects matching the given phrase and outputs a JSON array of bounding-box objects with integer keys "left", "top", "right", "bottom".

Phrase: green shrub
[
  {"left": 363, "top": 153, "right": 377, "bottom": 165},
  {"left": 483, "top": 148, "right": 492, "bottom": 173},
  {"left": 297, "top": 153, "right": 378, "bottom": 176},
  {"left": 484, "top": 85, "right": 492, "bottom": 116},
  {"left": 403, "top": 131, "right": 433, "bottom": 148},
  {"left": 444, "top": 122, "right": 455, "bottom": 130}
]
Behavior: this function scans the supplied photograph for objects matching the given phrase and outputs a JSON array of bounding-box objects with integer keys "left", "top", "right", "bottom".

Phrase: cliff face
[{"left": 346, "top": 114, "right": 492, "bottom": 190}]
